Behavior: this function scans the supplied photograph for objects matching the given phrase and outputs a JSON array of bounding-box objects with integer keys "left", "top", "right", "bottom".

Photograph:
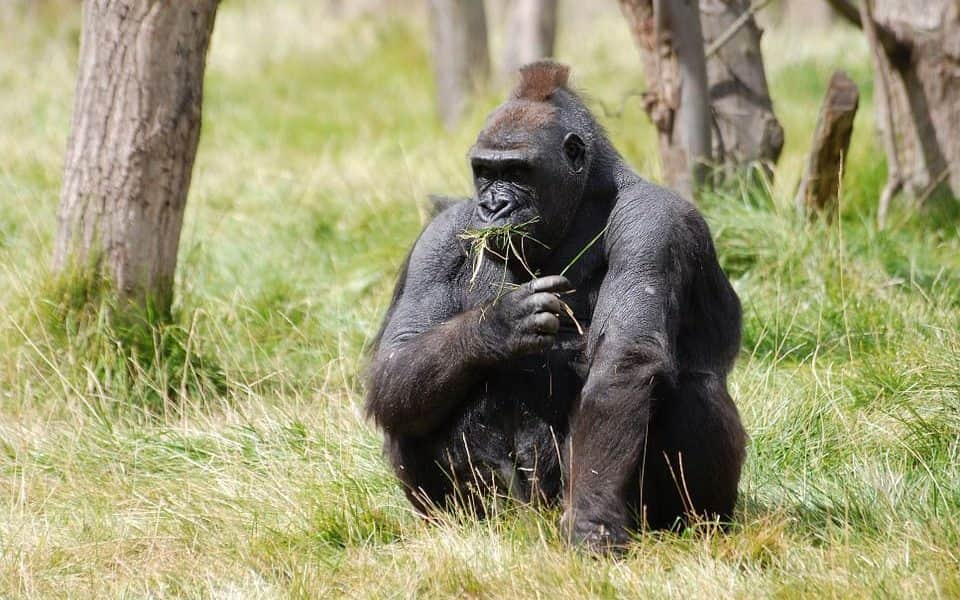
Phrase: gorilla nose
[{"left": 478, "top": 198, "right": 515, "bottom": 221}]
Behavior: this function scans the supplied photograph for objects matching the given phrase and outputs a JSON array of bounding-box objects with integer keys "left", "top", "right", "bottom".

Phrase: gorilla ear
[{"left": 562, "top": 132, "right": 586, "bottom": 173}]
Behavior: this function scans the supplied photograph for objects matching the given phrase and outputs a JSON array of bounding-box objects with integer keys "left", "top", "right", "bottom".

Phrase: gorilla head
[{"left": 467, "top": 62, "right": 598, "bottom": 263}]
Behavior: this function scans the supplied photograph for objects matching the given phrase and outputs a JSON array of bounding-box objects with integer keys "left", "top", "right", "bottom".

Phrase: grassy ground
[{"left": 2, "top": 2, "right": 959, "bottom": 598}]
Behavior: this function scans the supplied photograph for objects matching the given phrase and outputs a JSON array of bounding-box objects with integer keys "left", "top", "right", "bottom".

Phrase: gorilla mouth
[
  {"left": 475, "top": 202, "right": 542, "bottom": 232},
  {"left": 460, "top": 214, "right": 547, "bottom": 278}
]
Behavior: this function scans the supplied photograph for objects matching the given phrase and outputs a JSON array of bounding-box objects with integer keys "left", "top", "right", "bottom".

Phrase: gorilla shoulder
[
  {"left": 606, "top": 176, "right": 709, "bottom": 255},
  {"left": 405, "top": 198, "right": 473, "bottom": 278}
]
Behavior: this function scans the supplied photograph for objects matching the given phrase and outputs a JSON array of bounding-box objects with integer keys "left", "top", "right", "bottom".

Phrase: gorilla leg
[
  {"left": 637, "top": 373, "right": 746, "bottom": 530},
  {"left": 387, "top": 425, "right": 519, "bottom": 519},
  {"left": 387, "top": 436, "right": 454, "bottom": 517}
]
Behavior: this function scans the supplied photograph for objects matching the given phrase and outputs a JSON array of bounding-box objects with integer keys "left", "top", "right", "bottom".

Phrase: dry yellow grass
[{"left": 1, "top": 2, "right": 958, "bottom": 598}]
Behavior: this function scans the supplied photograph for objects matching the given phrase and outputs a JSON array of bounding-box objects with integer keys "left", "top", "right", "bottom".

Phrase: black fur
[{"left": 366, "top": 61, "right": 745, "bottom": 551}]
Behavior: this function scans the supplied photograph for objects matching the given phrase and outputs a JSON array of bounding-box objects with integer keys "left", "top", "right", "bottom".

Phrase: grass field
[{"left": 2, "top": 2, "right": 959, "bottom": 597}]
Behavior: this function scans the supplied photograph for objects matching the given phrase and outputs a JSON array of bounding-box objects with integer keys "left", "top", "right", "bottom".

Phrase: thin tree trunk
[
  {"left": 427, "top": 0, "right": 490, "bottom": 129},
  {"left": 55, "top": 0, "right": 219, "bottom": 318},
  {"left": 859, "top": 0, "right": 902, "bottom": 228},
  {"left": 502, "top": 0, "right": 558, "bottom": 76},
  {"left": 700, "top": 0, "right": 784, "bottom": 176},
  {"left": 619, "top": 0, "right": 712, "bottom": 199}
]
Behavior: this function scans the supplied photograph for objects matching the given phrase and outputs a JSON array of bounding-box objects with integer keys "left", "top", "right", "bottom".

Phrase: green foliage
[
  {"left": 0, "top": 3, "right": 958, "bottom": 598},
  {"left": 8, "top": 265, "right": 227, "bottom": 416}
]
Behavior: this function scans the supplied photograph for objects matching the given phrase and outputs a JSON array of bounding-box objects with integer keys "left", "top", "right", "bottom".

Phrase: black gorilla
[{"left": 366, "top": 61, "right": 745, "bottom": 550}]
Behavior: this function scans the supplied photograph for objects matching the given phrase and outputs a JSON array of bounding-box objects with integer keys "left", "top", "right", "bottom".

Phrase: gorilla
[{"left": 366, "top": 61, "right": 745, "bottom": 550}]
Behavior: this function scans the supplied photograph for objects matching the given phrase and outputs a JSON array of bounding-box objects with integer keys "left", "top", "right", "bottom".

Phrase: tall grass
[{"left": 0, "top": 2, "right": 958, "bottom": 597}]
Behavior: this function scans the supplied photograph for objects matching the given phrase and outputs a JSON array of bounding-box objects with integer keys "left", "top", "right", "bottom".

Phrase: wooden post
[{"left": 795, "top": 71, "right": 859, "bottom": 217}]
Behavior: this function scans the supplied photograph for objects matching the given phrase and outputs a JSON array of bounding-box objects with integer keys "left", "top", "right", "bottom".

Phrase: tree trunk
[
  {"left": 831, "top": 0, "right": 960, "bottom": 223},
  {"left": 619, "top": 0, "right": 712, "bottom": 199},
  {"left": 700, "top": 0, "right": 784, "bottom": 176},
  {"left": 795, "top": 71, "right": 859, "bottom": 217},
  {"left": 55, "top": 0, "right": 219, "bottom": 318},
  {"left": 502, "top": 0, "right": 558, "bottom": 76},
  {"left": 871, "top": 0, "right": 960, "bottom": 205},
  {"left": 427, "top": 0, "right": 491, "bottom": 129},
  {"left": 782, "top": 0, "right": 836, "bottom": 28}
]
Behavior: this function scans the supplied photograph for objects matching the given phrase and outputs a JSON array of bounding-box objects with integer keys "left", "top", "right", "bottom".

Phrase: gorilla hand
[{"left": 479, "top": 275, "right": 572, "bottom": 360}]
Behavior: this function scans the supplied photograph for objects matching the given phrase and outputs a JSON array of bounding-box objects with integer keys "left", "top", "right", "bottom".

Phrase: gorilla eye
[
  {"left": 562, "top": 132, "right": 586, "bottom": 173},
  {"left": 474, "top": 165, "right": 493, "bottom": 180},
  {"left": 502, "top": 163, "right": 528, "bottom": 180}
]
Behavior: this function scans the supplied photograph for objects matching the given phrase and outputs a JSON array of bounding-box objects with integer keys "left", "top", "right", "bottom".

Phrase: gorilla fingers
[{"left": 478, "top": 276, "right": 573, "bottom": 360}]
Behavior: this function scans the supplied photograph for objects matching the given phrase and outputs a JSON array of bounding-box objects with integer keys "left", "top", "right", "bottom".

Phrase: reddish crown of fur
[
  {"left": 512, "top": 61, "right": 570, "bottom": 102},
  {"left": 478, "top": 62, "right": 571, "bottom": 145}
]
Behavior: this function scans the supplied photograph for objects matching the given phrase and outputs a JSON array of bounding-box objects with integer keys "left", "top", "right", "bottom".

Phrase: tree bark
[
  {"left": 55, "top": 0, "right": 219, "bottom": 318},
  {"left": 502, "top": 0, "right": 558, "bottom": 77},
  {"left": 619, "top": 0, "right": 712, "bottom": 199},
  {"left": 832, "top": 0, "right": 960, "bottom": 223},
  {"left": 782, "top": 0, "right": 836, "bottom": 28},
  {"left": 795, "top": 71, "right": 859, "bottom": 217},
  {"left": 870, "top": 1, "right": 960, "bottom": 206},
  {"left": 700, "top": 0, "right": 784, "bottom": 176},
  {"left": 859, "top": 0, "right": 902, "bottom": 229},
  {"left": 427, "top": 0, "right": 490, "bottom": 129},
  {"left": 825, "top": 0, "right": 904, "bottom": 58}
]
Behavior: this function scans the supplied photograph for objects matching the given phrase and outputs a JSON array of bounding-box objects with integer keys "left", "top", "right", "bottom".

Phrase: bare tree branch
[
  {"left": 704, "top": 0, "right": 772, "bottom": 58},
  {"left": 824, "top": 0, "right": 861, "bottom": 28},
  {"left": 823, "top": 0, "right": 909, "bottom": 64},
  {"left": 860, "top": 0, "right": 903, "bottom": 229}
]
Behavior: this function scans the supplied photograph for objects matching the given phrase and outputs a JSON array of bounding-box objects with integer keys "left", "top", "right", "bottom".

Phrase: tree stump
[{"left": 795, "top": 71, "right": 859, "bottom": 217}]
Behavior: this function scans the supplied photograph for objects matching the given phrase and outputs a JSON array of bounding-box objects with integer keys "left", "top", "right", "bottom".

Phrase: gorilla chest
[
  {"left": 445, "top": 267, "right": 601, "bottom": 500},
  {"left": 451, "top": 292, "right": 594, "bottom": 501},
  {"left": 447, "top": 347, "right": 583, "bottom": 502}
]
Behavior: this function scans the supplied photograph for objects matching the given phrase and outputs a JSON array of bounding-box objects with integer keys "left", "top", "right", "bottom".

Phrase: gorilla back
[{"left": 366, "top": 61, "right": 745, "bottom": 550}]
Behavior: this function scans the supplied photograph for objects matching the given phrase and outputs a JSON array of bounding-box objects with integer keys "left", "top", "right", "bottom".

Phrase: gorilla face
[
  {"left": 471, "top": 154, "right": 539, "bottom": 226},
  {"left": 468, "top": 128, "right": 588, "bottom": 266}
]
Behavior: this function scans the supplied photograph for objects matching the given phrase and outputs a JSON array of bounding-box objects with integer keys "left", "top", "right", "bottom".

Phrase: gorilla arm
[
  {"left": 565, "top": 192, "right": 683, "bottom": 547},
  {"left": 366, "top": 211, "right": 489, "bottom": 437},
  {"left": 366, "top": 207, "right": 571, "bottom": 437}
]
